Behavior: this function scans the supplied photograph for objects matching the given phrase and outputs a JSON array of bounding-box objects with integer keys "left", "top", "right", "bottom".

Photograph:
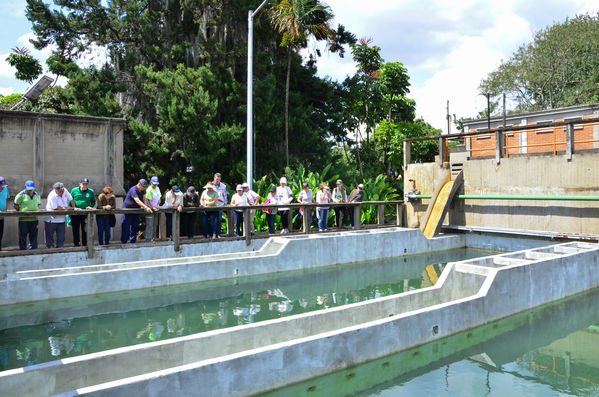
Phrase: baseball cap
[
  {"left": 236, "top": 184, "right": 243, "bottom": 191},
  {"left": 242, "top": 182, "right": 249, "bottom": 188},
  {"left": 269, "top": 186, "right": 276, "bottom": 193},
  {"left": 0, "top": 176, "right": 7, "bottom": 188},
  {"left": 25, "top": 180, "right": 36, "bottom": 190},
  {"left": 139, "top": 179, "right": 149, "bottom": 188},
  {"left": 172, "top": 185, "right": 180, "bottom": 193},
  {"left": 80, "top": 178, "right": 89, "bottom": 184},
  {"left": 302, "top": 182, "right": 309, "bottom": 188},
  {"left": 358, "top": 183, "right": 364, "bottom": 189},
  {"left": 280, "top": 177, "right": 287, "bottom": 184},
  {"left": 150, "top": 176, "right": 160, "bottom": 185},
  {"left": 53, "top": 182, "right": 65, "bottom": 191},
  {"left": 336, "top": 179, "right": 343, "bottom": 185}
]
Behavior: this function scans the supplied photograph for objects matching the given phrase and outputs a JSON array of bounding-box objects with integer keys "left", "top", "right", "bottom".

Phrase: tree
[
  {"left": 269, "top": 0, "right": 335, "bottom": 167},
  {"left": 6, "top": 47, "right": 42, "bottom": 83},
  {"left": 480, "top": 13, "right": 599, "bottom": 112}
]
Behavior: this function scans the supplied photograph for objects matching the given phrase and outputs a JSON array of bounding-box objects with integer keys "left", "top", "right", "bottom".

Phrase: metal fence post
[
  {"left": 173, "top": 210, "right": 180, "bottom": 252},
  {"left": 377, "top": 204, "right": 385, "bottom": 226},
  {"left": 86, "top": 211, "right": 95, "bottom": 258}
]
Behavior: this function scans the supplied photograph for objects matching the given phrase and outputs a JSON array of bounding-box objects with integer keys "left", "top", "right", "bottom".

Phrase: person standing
[
  {"left": 14, "top": 180, "right": 41, "bottom": 250},
  {"left": 332, "top": 179, "right": 349, "bottom": 228},
  {"left": 145, "top": 176, "right": 161, "bottom": 242},
  {"left": 163, "top": 185, "right": 183, "bottom": 240},
  {"left": 298, "top": 182, "right": 314, "bottom": 225},
  {"left": 96, "top": 186, "right": 116, "bottom": 245},
  {"left": 70, "top": 178, "right": 96, "bottom": 246},
  {"left": 276, "top": 177, "right": 294, "bottom": 234},
  {"left": 200, "top": 182, "right": 219, "bottom": 238},
  {"left": 212, "top": 173, "right": 227, "bottom": 238},
  {"left": 183, "top": 186, "right": 200, "bottom": 240},
  {"left": 242, "top": 182, "right": 260, "bottom": 234},
  {"left": 263, "top": 186, "right": 278, "bottom": 235},
  {"left": 45, "top": 182, "right": 77, "bottom": 248},
  {"left": 0, "top": 177, "right": 8, "bottom": 251},
  {"left": 348, "top": 183, "right": 365, "bottom": 228},
  {"left": 231, "top": 185, "right": 249, "bottom": 237},
  {"left": 121, "top": 179, "right": 153, "bottom": 244},
  {"left": 316, "top": 183, "right": 331, "bottom": 232}
]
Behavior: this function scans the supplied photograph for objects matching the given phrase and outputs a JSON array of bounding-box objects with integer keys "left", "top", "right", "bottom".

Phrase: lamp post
[{"left": 247, "top": 0, "right": 270, "bottom": 190}]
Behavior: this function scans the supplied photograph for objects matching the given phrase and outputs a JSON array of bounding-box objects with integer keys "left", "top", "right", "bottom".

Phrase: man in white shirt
[
  {"left": 276, "top": 177, "right": 294, "bottom": 234},
  {"left": 45, "top": 182, "right": 77, "bottom": 248},
  {"left": 162, "top": 185, "right": 183, "bottom": 240},
  {"left": 242, "top": 182, "right": 260, "bottom": 234}
]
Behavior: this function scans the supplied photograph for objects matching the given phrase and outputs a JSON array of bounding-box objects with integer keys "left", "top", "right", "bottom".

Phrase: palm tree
[{"left": 269, "top": 0, "right": 335, "bottom": 167}]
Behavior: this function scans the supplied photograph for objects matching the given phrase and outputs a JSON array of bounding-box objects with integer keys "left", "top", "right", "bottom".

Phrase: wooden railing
[{"left": 0, "top": 200, "right": 405, "bottom": 256}]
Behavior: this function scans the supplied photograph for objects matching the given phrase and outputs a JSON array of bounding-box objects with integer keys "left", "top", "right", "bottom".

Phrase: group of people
[{"left": 0, "top": 172, "right": 365, "bottom": 250}]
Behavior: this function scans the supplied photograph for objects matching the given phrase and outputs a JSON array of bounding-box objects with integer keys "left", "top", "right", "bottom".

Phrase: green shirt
[
  {"left": 201, "top": 190, "right": 218, "bottom": 207},
  {"left": 71, "top": 187, "right": 96, "bottom": 209},
  {"left": 14, "top": 190, "right": 41, "bottom": 221}
]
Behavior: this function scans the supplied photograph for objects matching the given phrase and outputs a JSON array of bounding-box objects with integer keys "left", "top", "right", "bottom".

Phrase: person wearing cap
[
  {"left": 348, "top": 183, "right": 366, "bottom": 228},
  {"left": 70, "top": 178, "right": 96, "bottom": 247},
  {"left": 14, "top": 180, "right": 41, "bottom": 250},
  {"left": 212, "top": 173, "right": 227, "bottom": 238},
  {"left": 298, "top": 182, "right": 314, "bottom": 226},
  {"left": 242, "top": 182, "right": 260, "bottom": 234},
  {"left": 163, "top": 185, "right": 183, "bottom": 240},
  {"left": 121, "top": 179, "right": 153, "bottom": 244},
  {"left": 96, "top": 186, "right": 116, "bottom": 245},
  {"left": 45, "top": 182, "right": 77, "bottom": 248},
  {"left": 200, "top": 182, "right": 219, "bottom": 238},
  {"left": 276, "top": 177, "right": 294, "bottom": 234},
  {"left": 183, "top": 186, "right": 201, "bottom": 240},
  {"left": 231, "top": 184, "right": 249, "bottom": 237},
  {"left": 332, "top": 179, "right": 349, "bottom": 228},
  {"left": 262, "top": 186, "right": 279, "bottom": 234},
  {"left": 0, "top": 177, "right": 8, "bottom": 250},
  {"left": 145, "top": 176, "right": 162, "bottom": 242},
  {"left": 316, "top": 182, "right": 331, "bottom": 231}
]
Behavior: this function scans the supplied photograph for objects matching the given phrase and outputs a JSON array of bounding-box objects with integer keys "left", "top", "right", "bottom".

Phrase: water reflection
[{"left": 0, "top": 248, "right": 494, "bottom": 371}]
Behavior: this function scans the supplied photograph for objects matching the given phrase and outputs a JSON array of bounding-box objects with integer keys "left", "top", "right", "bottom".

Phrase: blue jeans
[
  {"left": 266, "top": 213, "right": 276, "bottom": 234},
  {"left": 45, "top": 221, "right": 66, "bottom": 248},
  {"left": 318, "top": 209, "right": 329, "bottom": 230},
  {"left": 234, "top": 211, "right": 244, "bottom": 236},
  {"left": 334, "top": 207, "right": 349, "bottom": 227},
  {"left": 97, "top": 217, "right": 111, "bottom": 245},
  {"left": 165, "top": 213, "right": 173, "bottom": 238},
  {"left": 202, "top": 210, "right": 219, "bottom": 237},
  {"left": 19, "top": 220, "right": 38, "bottom": 250},
  {"left": 121, "top": 214, "right": 139, "bottom": 243}
]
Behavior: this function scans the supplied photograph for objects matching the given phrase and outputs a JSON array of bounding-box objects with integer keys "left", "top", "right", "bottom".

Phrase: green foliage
[
  {"left": 6, "top": 52, "right": 43, "bottom": 83},
  {"left": 480, "top": 12, "right": 599, "bottom": 112},
  {"left": 0, "top": 94, "right": 23, "bottom": 110}
]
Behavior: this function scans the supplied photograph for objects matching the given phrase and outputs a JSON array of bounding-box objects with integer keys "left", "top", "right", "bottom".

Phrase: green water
[
  {"left": 0, "top": 247, "right": 494, "bottom": 371},
  {"left": 259, "top": 288, "right": 599, "bottom": 397}
]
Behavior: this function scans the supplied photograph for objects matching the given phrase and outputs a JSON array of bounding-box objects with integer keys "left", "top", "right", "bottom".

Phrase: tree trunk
[
  {"left": 356, "top": 129, "right": 364, "bottom": 177},
  {"left": 285, "top": 49, "right": 291, "bottom": 168}
]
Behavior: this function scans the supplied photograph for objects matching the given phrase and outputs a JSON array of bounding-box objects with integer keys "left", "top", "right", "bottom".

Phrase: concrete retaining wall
[{"left": 405, "top": 151, "right": 599, "bottom": 235}]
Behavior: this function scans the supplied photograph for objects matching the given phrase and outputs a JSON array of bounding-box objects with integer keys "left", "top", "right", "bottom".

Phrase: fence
[
  {"left": 0, "top": 200, "right": 405, "bottom": 257},
  {"left": 403, "top": 117, "right": 599, "bottom": 166}
]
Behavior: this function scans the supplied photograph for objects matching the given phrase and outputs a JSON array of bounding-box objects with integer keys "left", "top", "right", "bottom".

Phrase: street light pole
[{"left": 247, "top": 0, "right": 270, "bottom": 190}]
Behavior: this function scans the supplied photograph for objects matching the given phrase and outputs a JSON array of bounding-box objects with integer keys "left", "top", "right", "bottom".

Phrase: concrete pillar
[
  {"left": 244, "top": 208, "right": 251, "bottom": 246},
  {"left": 288, "top": 210, "right": 293, "bottom": 232},
  {"left": 566, "top": 123, "right": 573, "bottom": 161},
  {"left": 495, "top": 131, "right": 504, "bottom": 164},
  {"left": 354, "top": 205, "right": 361, "bottom": 230},
  {"left": 173, "top": 210, "right": 180, "bottom": 251},
  {"left": 377, "top": 204, "right": 385, "bottom": 226},
  {"left": 104, "top": 122, "right": 114, "bottom": 188},
  {"left": 438, "top": 136, "right": 447, "bottom": 165},
  {"left": 226, "top": 208, "right": 234, "bottom": 236},
  {"left": 396, "top": 203, "right": 403, "bottom": 226},
  {"left": 302, "top": 206, "right": 310, "bottom": 233},
  {"left": 86, "top": 212, "right": 95, "bottom": 258},
  {"left": 403, "top": 140, "right": 411, "bottom": 170},
  {"left": 33, "top": 117, "right": 44, "bottom": 191}
]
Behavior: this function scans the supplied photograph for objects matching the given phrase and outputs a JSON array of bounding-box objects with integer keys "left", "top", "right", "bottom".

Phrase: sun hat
[{"left": 203, "top": 182, "right": 215, "bottom": 189}]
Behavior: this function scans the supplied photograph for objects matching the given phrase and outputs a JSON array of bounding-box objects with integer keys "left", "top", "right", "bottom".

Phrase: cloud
[
  {"left": 0, "top": 53, "right": 16, "bottom": 78},
  {"left": 0, "top": 87, "right": 14, "bottom": 96}
]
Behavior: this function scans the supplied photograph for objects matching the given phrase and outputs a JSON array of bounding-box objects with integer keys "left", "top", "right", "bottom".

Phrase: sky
[{"left": 1, "top": 0, "right": 598, "bottom": 131}]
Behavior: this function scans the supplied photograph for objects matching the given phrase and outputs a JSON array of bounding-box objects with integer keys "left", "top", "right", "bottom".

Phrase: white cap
[
  {"left": 236, "top": 184, "right": 243, "bottom": 191},
  {"left": 280, "top": 177, "right": 287, "bottom": 184},
  {"left": 358, "top": 183, "right": 364, "bottom": 189},
  {"left": 242, "top": 182, "right": 249, "bottom": 188}
]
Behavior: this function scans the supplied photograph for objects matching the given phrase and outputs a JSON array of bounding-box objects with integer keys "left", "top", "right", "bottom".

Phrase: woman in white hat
[{"left": 231, "top": 184, "right": 249, "bottom": 237}]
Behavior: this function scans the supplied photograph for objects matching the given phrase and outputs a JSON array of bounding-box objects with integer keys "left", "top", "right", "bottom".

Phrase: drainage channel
[
  {"left": 0, "top": 247, "right": 495, "bottom": 373},
  {"left": 257, "top": 286, "right": 599, "bottom": 397}
]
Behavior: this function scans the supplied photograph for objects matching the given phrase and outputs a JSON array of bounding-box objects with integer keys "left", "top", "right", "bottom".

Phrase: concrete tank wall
[{"left": 405, "top": 151, "right": 599, "bottom": 235}]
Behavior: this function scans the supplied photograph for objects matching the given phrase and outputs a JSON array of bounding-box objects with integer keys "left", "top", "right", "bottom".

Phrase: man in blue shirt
[
  {"left": 0, "top": 176, "right": 9, "bottom": 251},
  {"left": 121, "top": 179, "right": 153, "bottom": 243}
]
